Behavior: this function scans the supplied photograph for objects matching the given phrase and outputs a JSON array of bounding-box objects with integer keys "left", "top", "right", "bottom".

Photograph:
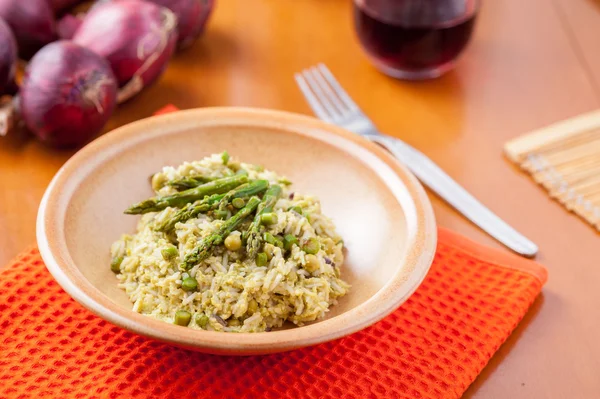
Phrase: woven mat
[
  {"left": 0, "top": 228, "right": 547, "bottom": 399},
  {"left": 505, "top": 110, "right": 600, "bottom": 230}
]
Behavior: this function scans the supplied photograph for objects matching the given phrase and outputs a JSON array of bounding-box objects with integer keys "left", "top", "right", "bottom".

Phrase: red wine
[{"left": 354, "top": 0, "right": 477, "bottom": 78}]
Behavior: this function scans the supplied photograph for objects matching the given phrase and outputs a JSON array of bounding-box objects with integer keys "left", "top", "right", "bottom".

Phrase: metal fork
[{"left": 295, "top": 63, "right": 538, "bottom": 257}]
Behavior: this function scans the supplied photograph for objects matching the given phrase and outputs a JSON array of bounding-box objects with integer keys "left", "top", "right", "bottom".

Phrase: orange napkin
[{"left": 0, "top": 228, "right": 546, "bottom": 399}]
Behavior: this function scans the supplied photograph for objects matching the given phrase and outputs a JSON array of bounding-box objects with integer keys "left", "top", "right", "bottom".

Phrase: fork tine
[
  {"left": 300, "top": 69, "right": 341, "bottom": 120},
  {"left": 294, "top": 73, "right": 331, "bottom": 121},
  {"left": 307, "top": 66, "right": 348, "bottom": 115},
  {"left": 317, "top": 63, "right": 360, "bottom": 112}
]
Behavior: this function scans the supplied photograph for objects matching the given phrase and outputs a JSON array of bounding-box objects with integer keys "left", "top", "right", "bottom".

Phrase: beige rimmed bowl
[{"left": 37, "top": 107, "right": 437, "bottom": 355}]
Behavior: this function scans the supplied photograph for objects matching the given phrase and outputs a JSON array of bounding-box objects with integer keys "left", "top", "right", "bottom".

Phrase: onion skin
[
  {"left": 0, "top": 18, "right": 17, "bottom": 95},
  {"left": 20, "top": 41, "right": 118, "bottom": 147},
  {"left": 147, "top": 0, "right": 215, "bottom": 49},
  {"left": 73, "top": 0, "right": 177, "bottom": 102},
  {"left": 0, "top": 0, "right": 58, "bottom": 60}
]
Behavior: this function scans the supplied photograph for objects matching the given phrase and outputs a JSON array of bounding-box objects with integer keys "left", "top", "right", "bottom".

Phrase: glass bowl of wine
[{"left": 353, "top": 0, "right": 479, "bottom": 80}]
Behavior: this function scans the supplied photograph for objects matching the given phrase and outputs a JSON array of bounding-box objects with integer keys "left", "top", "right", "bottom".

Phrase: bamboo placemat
[{"left": 505, "top": 110, "right": 600, "bottom": 231}]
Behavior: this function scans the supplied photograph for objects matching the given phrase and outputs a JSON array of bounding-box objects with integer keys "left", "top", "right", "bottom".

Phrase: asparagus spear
[
  {"left": 217, "top": 180, "right": 269, "bottom": 211},
  {"left": 155, "top": 194, "right": 223, "bottom": 232},
  {"left": 124, "top": 175, "right": 248, "bottom": 215},
  {"left": 167, "top": 176, "right": 217, "bottom": 191},
  {"left": 246, "top": 185, "right": 282, "bottom": 258},
  {"left": 182, "top": 196, "right": 261, "bottom": 269},
  {"left": 157, "top": 180, "right": 269, "bottom": 231}
]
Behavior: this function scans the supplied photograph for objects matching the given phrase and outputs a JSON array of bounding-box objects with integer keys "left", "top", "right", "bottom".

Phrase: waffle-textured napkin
[{"left": 0, "top": 228, "right": 546, "bottom": 399}]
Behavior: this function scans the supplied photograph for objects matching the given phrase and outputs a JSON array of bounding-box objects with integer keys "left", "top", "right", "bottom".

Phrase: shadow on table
[
  {"left": 462, "top": 292, "right": 546, "bottom": 398},
  {"left": 110, "top": 77, "right": 199, "bottom": 127},
  {"left": 182, "top": 29, "right": 240, "bottom": 66},
  {"left": 0, "top": 122, "right": 78, "bottom": 160},
  {"left": 0, "top": 124, "right": 33, "bottom": 151}
]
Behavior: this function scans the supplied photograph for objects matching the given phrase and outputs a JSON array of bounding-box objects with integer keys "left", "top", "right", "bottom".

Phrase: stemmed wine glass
[{"left": 353, "top": 0, "right": 480, "bottom": 80}]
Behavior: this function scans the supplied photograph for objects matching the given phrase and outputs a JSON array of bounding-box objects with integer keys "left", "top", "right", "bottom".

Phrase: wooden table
[{"left": 1, "top": 0, "right": 599, "bottom": 397}]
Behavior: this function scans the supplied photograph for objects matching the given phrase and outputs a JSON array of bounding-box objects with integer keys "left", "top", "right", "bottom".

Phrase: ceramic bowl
[{"left": 37, "top": 107, "right": 437, "bottom": 355}]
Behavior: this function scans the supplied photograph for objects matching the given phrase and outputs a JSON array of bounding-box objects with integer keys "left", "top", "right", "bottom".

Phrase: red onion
[
  {"left": 0, "top": 0, "right": 58, "bottom": 59},
  {"left": 19, "top": 41, "right": 118, "bottom": 147},
  {"left": 72, "top": 0, "right": 177, "bottom": 103},
  {"left": 0, "top": 18, "right": 17, "bottom": 95},
  {"left": 146, "top": 0, "right": 215, "bottom": 49},
  {"left": 57, "top": 14, "right": 82, "bottom": 39},
  {"left": 48, "top": 0, "right": 84, "bottom": 14}
]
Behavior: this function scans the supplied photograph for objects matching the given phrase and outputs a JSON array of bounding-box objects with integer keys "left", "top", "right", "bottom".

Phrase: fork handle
[{"left": 368, "top": 134, "right": 539, "bottom": 257}]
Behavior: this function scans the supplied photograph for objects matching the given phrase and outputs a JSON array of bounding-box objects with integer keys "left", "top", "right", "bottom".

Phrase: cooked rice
[{"left": 111, "top": 153, "right": 349, "bottom": 332}]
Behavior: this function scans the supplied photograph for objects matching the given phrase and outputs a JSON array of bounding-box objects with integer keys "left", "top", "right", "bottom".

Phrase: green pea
[
  {"left": 110, "top": 256, "right": 123, "bottom": 274},
  {"left": 174, "top": 310, "right": 191, "bottom": 326},
  {"left": 196, "top": 314, "right": 209, "bottom": 328},
  {"left": 260, "top": 212, "right": 278, "bottom": 225},
  {"left": 256, "top": 252, "right": 268, "bottom": 266},
  {"left": 236, "top": 169, "right": 249, "bottom": 176},
  {"left": 161, "top": 246, "right": 178, "bottom": 261},
  {"left": 302, "top": 237, "right": 320, "bottom": 255},
  {"left": 283, "top": 234, "right": 298, "bottom": 251},
  {"left": 224, "top": 234, "right": 242, "bottom": 251},
  {"left": 181, "top": 277, "right": 198, "bottom": 292},
  {"left": 247, "top": 299, "right": 259, "bottom": 315},
  {"left": 232, "top": 198, "right": 245, "bottom": 209},
  {"left": 304, "top": 254, "right": 320, "bottom": 272}
]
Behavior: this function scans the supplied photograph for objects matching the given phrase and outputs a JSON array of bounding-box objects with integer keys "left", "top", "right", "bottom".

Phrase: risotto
[{"left": 111, "top": 152, "right": 349, "bottom": 332}]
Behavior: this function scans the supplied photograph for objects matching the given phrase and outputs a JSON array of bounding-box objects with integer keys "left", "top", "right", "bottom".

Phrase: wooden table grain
[{"left": 1, "top": 0, "right": 600, "bottom": 397}]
